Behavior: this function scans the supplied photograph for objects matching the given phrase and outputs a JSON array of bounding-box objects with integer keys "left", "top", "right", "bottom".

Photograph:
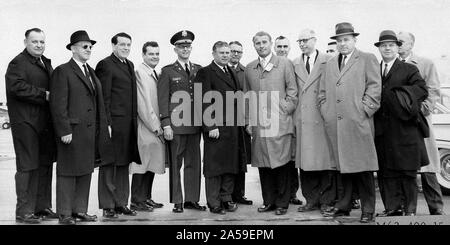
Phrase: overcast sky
[{"left": 1, "top": 0, "right": 450, "bottom": 102}]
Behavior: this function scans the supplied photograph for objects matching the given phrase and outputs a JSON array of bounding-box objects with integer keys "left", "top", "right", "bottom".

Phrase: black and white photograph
[{"left": 1, "top": 0, "right": 450, "bottom": 241}]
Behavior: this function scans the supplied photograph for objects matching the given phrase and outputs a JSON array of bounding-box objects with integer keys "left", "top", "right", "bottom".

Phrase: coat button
[
  {"left": 87, "top": 108, "right": 92, "bottom": 112},
  {"left": 337, "top": 99, "right": 341, "bottom": 103},
  {"left": 336, "top": 83, "right": 340, "bottom": 87},
  {"left": 337, "top": 116, "right": 343, "bottom": 120},
  {"left": 87, "top": 123, "right": 92, "bottom": 127}
]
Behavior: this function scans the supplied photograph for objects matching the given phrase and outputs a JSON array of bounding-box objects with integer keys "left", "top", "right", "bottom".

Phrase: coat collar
[
  {"left": 69, "top": 58, "right": 96, "bottom": 94},
  {"left": 336, "top": 48, "right": 361, "bottom": 81},
  {"left": 210, "top": 61, "right": 238, "bottom": 90},
  {"left": 301, "top": 52, "right": 328, "bottom": 92},
  {"left": 251, "top": 53, "right": 280, "bottom": 71},
  {"left": 21, "top": 49, "right": 52, "bottom": 74},
  {"left": 110, "top": 53, "right": 133, "bottom": 78},
  {"left": 381, "top": 58, "right": 401, "bottom": 83}
]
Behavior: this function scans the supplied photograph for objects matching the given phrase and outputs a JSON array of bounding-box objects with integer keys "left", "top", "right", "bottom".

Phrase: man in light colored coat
[
  {"left": 398, "top": 31, "right": 445, "bottom": 215},
  {"left": 244, "top": 31, "right": 298, "bottom": 215},
  {"left": 130, "top": 41, "right": 165, "bottom": 212},
  {"left": 293, "top": 29, "right": 336, "bottom": 213},
  {"left": 319, "top": 23, "right": 381, "bottom": 223}
]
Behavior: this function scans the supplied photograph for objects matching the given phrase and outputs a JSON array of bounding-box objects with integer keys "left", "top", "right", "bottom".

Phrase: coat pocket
[{"left": 69, "top": 118, "right": 80, "bottom": 125}]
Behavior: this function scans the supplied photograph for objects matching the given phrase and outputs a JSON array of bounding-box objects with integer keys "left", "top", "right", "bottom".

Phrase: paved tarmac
[{"left": 0, "top": 129, "right": 449, "bottom": 225}]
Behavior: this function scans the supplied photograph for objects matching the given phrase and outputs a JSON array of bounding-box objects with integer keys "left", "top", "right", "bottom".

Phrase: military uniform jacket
[
  {"left": 157, "top": 61, "right": 202, "bottom": 134},
  {"left": 50, "top": 59, "right": 114, "bottom": 176}
]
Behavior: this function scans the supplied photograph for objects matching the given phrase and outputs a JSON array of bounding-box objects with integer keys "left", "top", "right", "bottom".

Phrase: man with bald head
[
  {"left": 293, "top": 29, "right": 336, "bottom": 213},
  {"left": 274, "top": 36, "right": 291, "bottom": 58},
  {"left": 398, "top": 31, "right": 445, "bottom": 215}
]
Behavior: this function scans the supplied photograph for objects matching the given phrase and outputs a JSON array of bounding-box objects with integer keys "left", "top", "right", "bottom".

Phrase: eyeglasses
[
  {"left": 231, "top": 50, "right": 243, "bottom": 54},
  {"left": 77, "top": 44, "right": 92, "bottom": 50},
  {"left": 297, "top": 37, "right": 314, "bottom": 44},
  {"left": 276, "top": 45, "right": 289, "bottom": 48}
]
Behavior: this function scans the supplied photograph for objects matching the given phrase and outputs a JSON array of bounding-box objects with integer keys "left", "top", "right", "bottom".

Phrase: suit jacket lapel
[
  {"left": 384, "top": 58, "right": 400, "bottom": 82},
  {"left": 211, "top": 62, "right": 237, "bottom": 90},
  {"left": 69, "top": 59, "right": 95, "bottom": 94},
  {"left": 303, "top": 53, "right": 327, "bottom": 92},
  {"left": 172, "top": 61, "right": 189, "bottom": 79},
  {"left": 294, "top": 57, "right": 309, "bottom": 86},
  {"left": 110, "top": 54, "right": 133, "bottom": 79}
]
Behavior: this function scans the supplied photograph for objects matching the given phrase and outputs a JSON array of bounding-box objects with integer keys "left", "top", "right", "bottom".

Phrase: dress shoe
[
  {"left": 172, "top": 203, "right": 184, "bottom": 213},
  {"left": 146, "top": 199, "right": 164, "bottom": 208},
  {"left": 184, "top": 201, "right": 207, "bottom": 211},
  {"left": 404, "top": 212, "right": 415, "bottom": 216},
  {"left": 222, "top": 201, "right": 238, "bottom": 212},
  {"left": 320, "top": 204, "right": 334, "bottom": 214},
  {"left": 131, "top": 202, "right": 154, "bottom": 212},
  {"left": 289, "top": 198, "right": 303, "bottom": 205},
  {"left": 322, "top": 207, "right": 350, "bottom": 217},
  {"left": 275, "top": 207, "right": 287, "bottom": 215},
  {"left": 351, "top": 199, "right": 361, "bottom": 209},
  {"left": 376, "top": 209, "right": 403, "bottom": 217},
  {"left": 430, "top": 209, "right": 445, "bottom": 215},
  {"left": 115, "top": 206, "right": 137, "bottom": 216},
  {"left": 35, "top": 208, "right": 59, "bottom": 219},
  {"left": 234, "top": 197, "right": 253, "bottom": 205},
  {"left": 103, "top": 208, "right": 118, "bottom": 218},
  {"left": 59, "top": 215, "right": 76, "bottom": 225},
  {"left": 360, "top": 213, "right": 374, "bottom": 223},
  {"left": 16, "top": 213, "right": 41, "bottom": 224},
  {"left": 257, "top": 204, "right": 276, "bottom": 212},
  {"left": 298, "top": 203, "right": 319, "bottom": 212},
  {"left": 72, "top": 213, "right": 97, "bottom": 222},
  {"left": 210, "top": 206, "right": 226, "bottom": 215}
]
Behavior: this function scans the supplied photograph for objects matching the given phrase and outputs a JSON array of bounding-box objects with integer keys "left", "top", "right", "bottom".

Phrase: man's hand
[
  {"left": 108, "top": 126, "right": 112, "bottom": 138},
  {"left": 245, "top": 125, "right": 252, "bottom": 136},
  {"left": 209, "top": 129, "right": 219, "bottom": 139},
  {"left": 155, "top": 128, "right": 163, "bottom": 136},
  {"left": 164, "top": 126, "right": 173, "bottom": 141},
  {"left": 45, "top": 91, "right": 50, "bottom": 101},
  {"left": 61, "top": 134, "right": 72, "bottom": 144}
]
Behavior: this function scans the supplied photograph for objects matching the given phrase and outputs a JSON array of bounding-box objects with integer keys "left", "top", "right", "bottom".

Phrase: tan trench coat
[
  {"left": 244, "top": 54, "right": 298, "bottom": 169},
  {"left": 293, "top": 52, "right": 335, "bottom": 171},
  {"left": 407, "top": 53, "right": 440, "bottom": 173},
  {"left": 130, "top": 63, "right": 165, "bottom": 175},
  {"left": 318, "top": 49, "right": 381, "bottom": 173}
]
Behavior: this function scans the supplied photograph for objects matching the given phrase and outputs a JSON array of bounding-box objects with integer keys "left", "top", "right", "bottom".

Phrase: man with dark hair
[
  {"left": 95, "top": 32, "right": 140, "bottom": 218},
  {"left": 158, "top": 30, "right": 205, "bottom": 213},
  {"left": 196, "top": 41, "right": 244, "bottom": 214},
  {"left": 228, "top": 41, "right": 253, "bottom": 205},
  {"left": 50, "top": 30, "right": 113, "bottom": 225},
  {"left": 129, "top": 41, "right": 165, "bottom": 211},
  {"left": 6, "top": 28, "right": 57, "bottom": 223},
  {"left": 274, "top": 36, "right": 291, "bottom": 58}
]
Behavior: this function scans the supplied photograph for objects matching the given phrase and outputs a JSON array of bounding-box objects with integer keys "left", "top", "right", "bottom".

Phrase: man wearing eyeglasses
[
  {"left": 228, "top": 41, "right": 253, "bottom": 206},
  {"left": 293, "top": 29, "right": 336, "bottom": 213},
  {"left": 95, "top": 32, "right": 141, "bottom": 218},
  {"left": 274, "top": 36, "right": 291, "bottom": 58},
  {"left": 157, "top": 30, "right": 206, "bottom": 213},
  {"left": 50, "top": 30, "right": 114, "bottom": 224},
  {"left": 6, "top": 28, "right": 57, "bottom": 223}
]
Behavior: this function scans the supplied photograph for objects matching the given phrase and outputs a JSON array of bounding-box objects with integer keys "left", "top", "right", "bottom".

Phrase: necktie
[
  {"left": 185, "top": 63, "right": 190, "bottom": 77},
  {"left": 402, "top": 59, "right": 406, "bottom": 62},
  {"left": 305, "top": 56, "right": 310, "bottom": 74},
  {"left": 36, "top": 58, "right": 45, "bottom": 69},
  {"left": 83, "top": 64, "right": 95, "bottom": 91},
  {"left": 223, "top": 66, "right": 228, "bottom": 74},
  {"left": 339, "top": 55, "right": 347, "bottom": 71},
  {"left": 153, "top": 70, "right": 159, "bottom": 80},
  {"left": 383, "top": 63, "right": 388, "bottom": 78}
]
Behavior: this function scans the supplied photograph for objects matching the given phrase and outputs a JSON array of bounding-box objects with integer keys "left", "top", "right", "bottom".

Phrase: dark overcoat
[
  {"left": 95, "top": 54, "right": 140, "bottom": 166},
  {"left": 50, "top": 58, "right": 114, "bottom": 176},
  {"left": 374, "top": 58, "right": 429, "bottom": 172},
  {"left": 5, "top": 49, "right": 56, "bottom": 171},
  {"left": 232, "top": 63, "right": 251, "bottom": 169},
  {"left": 196, "top": 62, "right": 246, "bottom": 177}
]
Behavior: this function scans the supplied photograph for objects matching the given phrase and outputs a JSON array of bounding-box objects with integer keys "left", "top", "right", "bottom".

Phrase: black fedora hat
[
  {"left": 66, "top": 30, "right": 96, "bottom": 50},
  {"left": 330, "top": 22, "right": 360, "bottom": 40},
  {"left": 374, "top": 30, "right": 402, "bottom": 47}
]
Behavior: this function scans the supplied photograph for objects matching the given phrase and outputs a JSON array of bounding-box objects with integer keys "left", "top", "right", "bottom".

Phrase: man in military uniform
[{"left": 157, "top": 30, "right": 206, "bottom": 213}]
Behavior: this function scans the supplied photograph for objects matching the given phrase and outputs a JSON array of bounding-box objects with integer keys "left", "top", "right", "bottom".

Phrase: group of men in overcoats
[{"left": 5, "top": 22, "right": 445, "bottom": 224}]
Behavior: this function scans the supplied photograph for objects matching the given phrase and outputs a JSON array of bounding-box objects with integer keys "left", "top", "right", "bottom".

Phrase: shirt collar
[
  {"left": 259, "top": 52, "right": 273, "bottom": 65},
  {"left": 142, "top": 62, "right": 155, "bottom": 73},
  {"left": 72, "top": 57, "right": 87, "bottom": 71},
  {"left": 177, "top": 59, "right": 190, "bottom": 68}
]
